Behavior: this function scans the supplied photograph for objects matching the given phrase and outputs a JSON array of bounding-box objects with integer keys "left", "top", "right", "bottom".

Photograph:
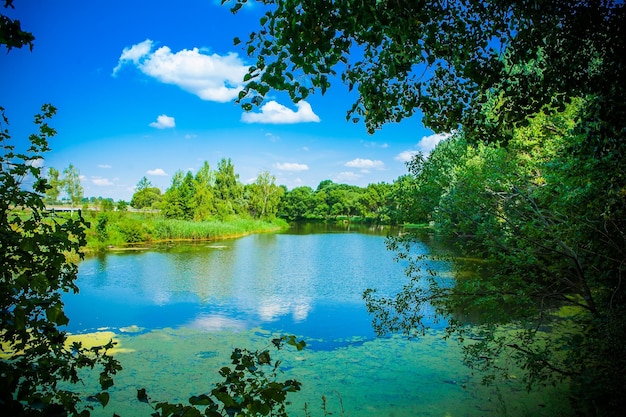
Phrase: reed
[{"left": 83, "top": 213, "right": 288, "bottom": 251}]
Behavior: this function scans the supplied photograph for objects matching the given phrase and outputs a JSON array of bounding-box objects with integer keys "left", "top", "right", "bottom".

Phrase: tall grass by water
[
  {"left": 151, "top": 217, "right": 288, "bottom": 240},
  {"left": 83, "top": 211, "right": 288, "bottom": 252}
]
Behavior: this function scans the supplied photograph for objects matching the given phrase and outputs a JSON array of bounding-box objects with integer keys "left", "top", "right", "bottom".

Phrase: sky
[{"left": 1, "top": 0, "right": 448, "bottom": 201}]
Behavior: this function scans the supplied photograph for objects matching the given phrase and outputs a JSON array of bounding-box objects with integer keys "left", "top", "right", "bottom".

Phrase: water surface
[{"left": 64, "top": 225, "right": 568, "bottom": 416}]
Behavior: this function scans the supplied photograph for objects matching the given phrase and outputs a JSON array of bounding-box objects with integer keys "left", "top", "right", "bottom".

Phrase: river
[{"left": 63, "top": 223, "right": 567, "bottom": 416}]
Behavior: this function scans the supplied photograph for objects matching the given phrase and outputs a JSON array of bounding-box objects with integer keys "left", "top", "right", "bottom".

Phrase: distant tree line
[
  {"left": 131, "top": 158, "right": 284, "bottom": 221},
  {"left": 129, "top": 159, "right": 415, "bottom": 224}
]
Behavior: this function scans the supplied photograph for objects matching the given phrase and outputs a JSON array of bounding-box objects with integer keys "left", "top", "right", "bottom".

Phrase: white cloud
[
  {"left": 241, "top": 101, "right": 320, "bottom": 124},
  {"left": 98, "top": 164, "right": 112, "bottom": 169},
  {"left": 92, "top": 177, "right": 114, "bottom": 186},
  {"left": 361, "top": 140, "right": 388, "bottom": 149},
  {"left": 26, "top": 157, "right": 44, "bottom": 168},
  {"left": 149, "top": 114, "right": 176, "bottom": 129},
  {"left": 113, "top": 39, "right": 249, "bottom": 102},
  {"left": 335, "top": 171, "right": 361, "bottom": 182},
  {"left": 147, "top": 168, "right": 168, "bottom": 176},
  {"left": 345, "top": 158, "right": 384, "bottom": 170},
  {"left": 417, "top": 132, "right": 452, "bottom": 155},
  {"left": 265, "top": 132, "right": 280, "bottom": 142},
  {"left": 395, "top": 132, "right": 452, "bottom": 163},
  {"left": 112, "top": 39, "right": 154, "bottom": 75},
  {"left": 395, "top": 150, "right": 420, "bottom": 162},
  {"left": 274, "top": 162, "right": 309, "bottom": 172}
]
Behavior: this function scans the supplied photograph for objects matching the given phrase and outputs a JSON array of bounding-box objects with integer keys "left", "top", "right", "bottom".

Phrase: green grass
[{"left": 83, "top": 212, "right": 288, "bottom": 252}]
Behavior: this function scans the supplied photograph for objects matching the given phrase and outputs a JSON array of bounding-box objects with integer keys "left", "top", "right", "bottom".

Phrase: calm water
[{"left": 63, "top": 224, "right": 567, "bottom": 416}]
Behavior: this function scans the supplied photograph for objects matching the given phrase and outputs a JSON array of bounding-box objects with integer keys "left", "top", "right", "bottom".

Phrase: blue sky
[{"left": 2, "top": 0, "right": 447, "bottom": 201}]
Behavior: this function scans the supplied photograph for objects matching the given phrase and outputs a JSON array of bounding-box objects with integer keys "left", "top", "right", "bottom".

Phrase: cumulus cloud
[
  {"left": 417, "top": 132, "right": 452, "bottom": 154},
  {"left": 274, "top": 162, "right": 309, "bottom": 172},
  {"left": 98, "top": 164, "right": 112, "bottom": 169},
  {"left": 395, "top": 150, "right": 420, "bottom": 162},
  {"left": 335, "top": 171, "right": 361, "bottom": 182},
  {"left": 113, "top": 39, "right": 249, "bottom": 102},
  {"left": 345, "top": 158, "right": 384, "bottom": 170},
  {"left": 241, "top": 101, "right": 320, "bottom": 124},
  {"left": 149, "top": 114, "right": 176, "bottom": 129},
  {"left": 27, "top": 157, "right": 44, "bottom": 168},
  {"left": 92, "top": 177, "right": 114, "bottom": 186},
  {"left": 395, "top": 132, "right": 452, "bottom": 162},
  {"left": 147, "top": 168, "right": 168, "bottom": 176}
]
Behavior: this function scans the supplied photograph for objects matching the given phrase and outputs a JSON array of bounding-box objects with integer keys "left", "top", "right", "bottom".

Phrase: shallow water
[{"left": 64, "top": 226, "right": 569, "bottom": 416}]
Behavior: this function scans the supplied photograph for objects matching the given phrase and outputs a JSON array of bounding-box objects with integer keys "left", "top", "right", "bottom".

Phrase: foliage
[
  {"left": 280, "top": 180, "right": 396, "bottom": 223},
  {"left": 95, "top": 212, "right": 109, "bottom": 242},
  {"left": 62, "top": 163, "right": 84, "bottom": 208},
  {"left": 130, "top": 176, "right": 162, "bottom": 210},
  {"left": 0, "top": 105, "right": 121, "bottom": 416},
  {"left": 214, "top": 157, "right": 245, "bottom": 218},
  {"left": 45, "top": 166, "right": 61, "bottom": 204},
  {"left": 226, "top": 0, "right": 625, "bottom": 414},
  {"left": 366, "top": 98, "right": 626, "bottom": 415},
  {"left": 82, "top": 212, "right": 288, "bottom": 250},
  {"left": 137, "top": 335, "right": 305, "bottom": 417},
  {"left": 0, "top": 0, "right": 34, "bottom": 51},
  {"left": 246, "top": 170, "right": 284, "bottom": 220},
  {"left": 225, "top": 1, "right": 623, "bottom": 135},
  {"left": 151, "top": 158, "right": 398, "bottom": 224}
]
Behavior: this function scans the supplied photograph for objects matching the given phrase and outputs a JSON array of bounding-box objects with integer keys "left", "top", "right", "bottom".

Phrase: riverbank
[{"left": 82, "top": 211, "right": 289, "bottom": 253}]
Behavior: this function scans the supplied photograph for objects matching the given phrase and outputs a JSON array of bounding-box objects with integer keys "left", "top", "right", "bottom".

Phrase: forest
[{"left": 43, "top": 159, "right": 408, "bottom": 226}]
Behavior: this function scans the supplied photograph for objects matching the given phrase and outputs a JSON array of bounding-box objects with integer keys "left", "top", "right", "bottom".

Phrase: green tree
[
  {"left": 62, "top": 163, "right": 83, "bottom": 209},
  {"left": 247, "top": 170, "right": 283, "bottom": 220},
  {"left": 214, "top": 158, "right": 244, "bottom": 218},
  {"left": 228, "top": 1, "right": 626, "bottom": 414},
  {"left": 227, "top": 0, "right": 624, "bottom": 137},
  {"left": 0, "top": 105, "right": 120, "bottom": 416},
  {"left": 360, "top": 182, "right": 393, "bottom": 223},
  {"left": 116, "top": 199, "right": 128, "bottom": 213},
  {"left": 44, "top": 166, "right": 61, "bottom": 205},
  {"left": 192, "top": 161, "right": 216, "bottom": 221},
  {"left": 280, "top": 186, "right": 316, "bottom": 221},
  {"left": 161, "top": 170, "right": 195, "bottom": 220},
  {"left": 130, "top": 176, "right": 162, "bottom": 210},
  {"left": 0, "top": 0, "right": 34, "bottom": 51}
]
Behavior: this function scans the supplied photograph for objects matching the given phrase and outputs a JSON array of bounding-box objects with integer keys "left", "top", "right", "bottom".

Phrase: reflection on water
[
  {"left": 64, "top": 225, "right": 569, "bottom": 416},
  {"left": 66, "top": 228, "right": 443, "bottom": 346}
]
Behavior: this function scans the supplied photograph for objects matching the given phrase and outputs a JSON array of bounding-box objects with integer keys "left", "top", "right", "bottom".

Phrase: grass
[{"left": 82, "top": 211, "right": 289, "bottom": 252}]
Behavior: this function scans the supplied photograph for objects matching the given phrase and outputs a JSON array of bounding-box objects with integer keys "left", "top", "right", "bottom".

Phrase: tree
[
  {"left": 0, "top": 105, "right": 120, "bottom": 416},
  {"left": 280, "top": 186, "right": 316, "bottom": 221},
  {"left": 366, "top": 99, "right": 626, "bottom": 415},
  {"left": 130, "top": 176, "right": 162, "bottom": 209},
  {"left": 44, "top": 167, "right": 61, "bottom": 205},
  {"left": 247, "top": 170, "right": 283, "bottom": 220},
  {"left": 214, "top": 158, "right": 244, "bottom": 218},
  {"left": 227, "top": 1, "right": 626, "bottom": 414},
  {"left": 0, "top": 0, "right": 34, "bottom": 51},
  {"left": 227, "top": 0, "right": 624, "bottom": 137},
  {"left": 1, "top": 4, "right": 303, "bottom": 417},
  {"left": 62, "top": 163, "right": 83, "bottom": 208},
  {"left": 192, "top": 161, "right": 216, "bottom": 221}
]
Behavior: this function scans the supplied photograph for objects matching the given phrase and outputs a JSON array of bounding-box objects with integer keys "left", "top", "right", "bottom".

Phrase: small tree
[
  {"left": 248, "top": 170, "right": 283, "bottom": 220},
  {"left": 44, "top": 166, "right": 61, "bottom": 205},
  {"left": 131, "top": 176, "right": 162, "bottom": 209},
  {"left": 62, "top": 163, "right": 83, "bottom": 209}
]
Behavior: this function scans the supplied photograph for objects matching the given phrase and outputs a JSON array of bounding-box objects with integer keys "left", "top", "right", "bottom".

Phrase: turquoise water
[{"left": 63, "top": 226, "right": 569, "bottom": 416}]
